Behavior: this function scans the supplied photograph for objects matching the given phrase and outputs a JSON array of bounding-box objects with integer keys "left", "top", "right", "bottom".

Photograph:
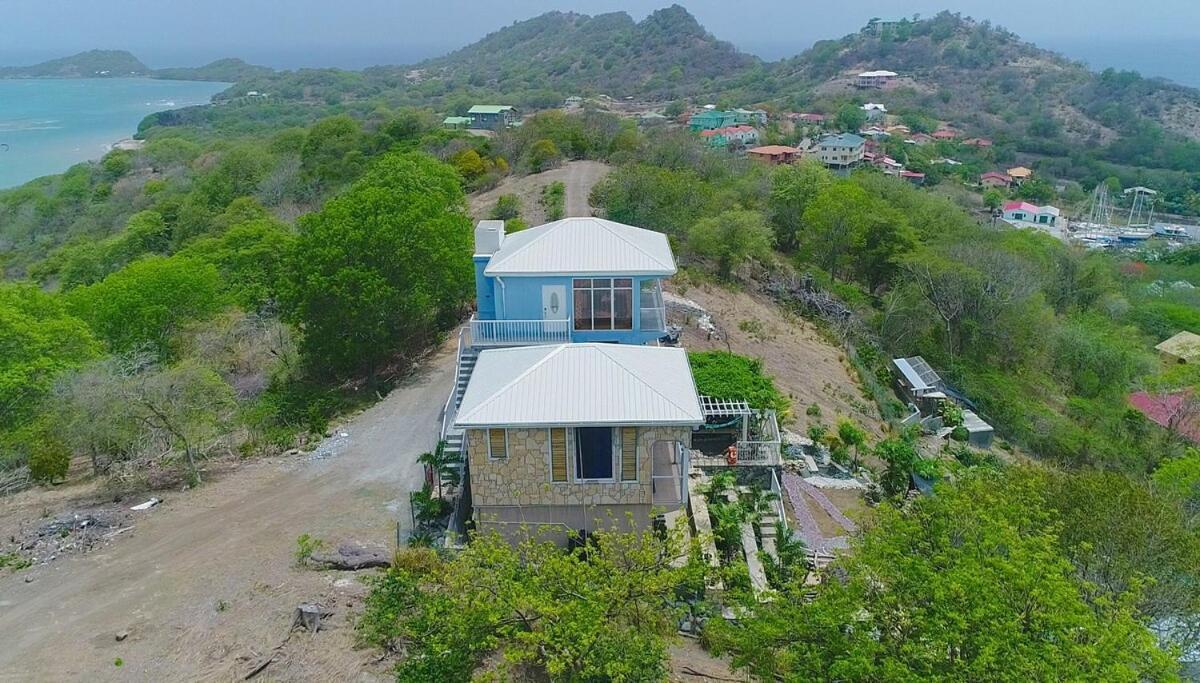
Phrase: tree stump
[{"left": 291, "top": 603, "right": 332, "bottom": 633}]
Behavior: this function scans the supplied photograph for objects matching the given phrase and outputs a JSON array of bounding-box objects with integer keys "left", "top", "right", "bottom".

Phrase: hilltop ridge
[{"left": 0, "top": 50, "right": 150, "bottom": 78}]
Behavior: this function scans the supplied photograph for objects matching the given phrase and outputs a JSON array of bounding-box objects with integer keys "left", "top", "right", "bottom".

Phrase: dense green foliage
[
  {"left": 688, "top": 351, "right": 788, "bottom": 416},
  {"left": 280, "top": 152, "right": 472, "bottom": 379},
  {"left": 358, "top": 528, "right": 699, "bottom": 681},
  {"left": 706, "top": 467, "right": 1183, "bottom": 681}
]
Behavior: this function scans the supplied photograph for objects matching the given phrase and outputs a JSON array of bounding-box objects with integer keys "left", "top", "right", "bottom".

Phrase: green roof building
[
  {"left": 443, "top": 116, "right": 472, "bottom": 129},
  {"left": 467, "top": 105, "right": 518, "bottom": 131}
]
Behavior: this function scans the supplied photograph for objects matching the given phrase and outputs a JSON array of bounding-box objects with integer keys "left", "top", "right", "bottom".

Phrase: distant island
[{"left": 0, "top": 49, "right": 273, "bottom": 82}]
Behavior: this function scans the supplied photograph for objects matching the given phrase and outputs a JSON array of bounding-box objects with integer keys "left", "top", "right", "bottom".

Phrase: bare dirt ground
[
  {"left": 0, "top": 344, "right": 455, "bottom": 682},
  {"left": 669, "top": 280, "right": 884, "bottom": 437},
  {"left": 469, "top": 160, "right": 611, "bottom": 223}
]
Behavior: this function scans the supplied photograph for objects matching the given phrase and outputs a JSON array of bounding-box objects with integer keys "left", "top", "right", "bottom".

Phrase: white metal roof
[
  {"left": 483, "top": 217, "right": 677, "bottom": 277},
  {"left": 454, "top": 343, "right": 703, "bottom": 428},
  {"left": 859, "top": 70, "right": 898, "bottom": 77},
  {"left": 893, "top": 356, "right": 941, "bottom": 393}
]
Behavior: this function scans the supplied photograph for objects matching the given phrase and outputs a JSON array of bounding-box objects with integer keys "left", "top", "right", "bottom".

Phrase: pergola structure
[{"left": 698, "top": 395, "right": 781, "bottom": 465}]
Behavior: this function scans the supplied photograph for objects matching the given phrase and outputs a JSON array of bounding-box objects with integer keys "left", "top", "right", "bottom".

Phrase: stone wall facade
[{"left": 465, "top": 425, "right": 691, "bottom": 509}]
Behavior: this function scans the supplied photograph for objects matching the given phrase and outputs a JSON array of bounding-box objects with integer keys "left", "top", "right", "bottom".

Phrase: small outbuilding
[{"left": 1156, "top": 331, "right": 1200, "bottom": 364}]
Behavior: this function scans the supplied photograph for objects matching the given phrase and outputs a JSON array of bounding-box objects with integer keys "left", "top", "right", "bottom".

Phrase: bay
[{"left": 0, "top": 78, "right": 228, "bottom": 189}]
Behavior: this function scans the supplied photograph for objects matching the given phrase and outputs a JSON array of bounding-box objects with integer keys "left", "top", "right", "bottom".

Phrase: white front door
[{"left": 542, "top": 285, "right": 568, "bottom": 335}]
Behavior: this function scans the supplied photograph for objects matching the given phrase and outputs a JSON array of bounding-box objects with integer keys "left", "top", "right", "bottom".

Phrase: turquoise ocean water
[{"left": 0, "top": 78, "right": 228, "bottom": 189}]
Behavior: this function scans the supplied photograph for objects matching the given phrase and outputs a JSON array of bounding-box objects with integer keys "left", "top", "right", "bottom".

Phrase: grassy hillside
[
  {"left": 412, "top": 5, "right": 757, "bottom": 99},
  {"left": 0, "top": 50, "right": 149, "bottom": 78},
  {"left": 153, "top": 58, "right": 274, "bottom": 83}
]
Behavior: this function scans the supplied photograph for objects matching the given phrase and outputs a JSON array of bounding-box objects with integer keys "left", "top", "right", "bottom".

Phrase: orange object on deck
[{"left": 725, "top": 444, "right": 738, "bottom": 465}]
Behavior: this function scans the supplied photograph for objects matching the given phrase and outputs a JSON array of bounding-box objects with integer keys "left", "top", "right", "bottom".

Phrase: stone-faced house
[{"left": 455, "top": 343, "right": 702, "bottom": 543}]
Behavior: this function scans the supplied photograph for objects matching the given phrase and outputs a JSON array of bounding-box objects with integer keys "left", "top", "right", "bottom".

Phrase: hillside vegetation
[{"left": 0, "top": 50, "right": 149, "bottom": 78}]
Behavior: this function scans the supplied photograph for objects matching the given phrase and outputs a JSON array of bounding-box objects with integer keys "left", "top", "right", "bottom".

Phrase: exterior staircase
[{"left": 441, "top": 343, "right": 479, "bottom": 460}]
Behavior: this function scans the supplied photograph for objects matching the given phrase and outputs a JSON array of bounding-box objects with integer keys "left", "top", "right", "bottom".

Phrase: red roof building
[
  {"left": 1129, "top": 391, "right": 1200, "bottom": 443},
  {"left": 981, "top": 171, "right": 1012, "bottom": 188},
  {"left": 932, "top": 129, "right": 959, "bottom": 140}
]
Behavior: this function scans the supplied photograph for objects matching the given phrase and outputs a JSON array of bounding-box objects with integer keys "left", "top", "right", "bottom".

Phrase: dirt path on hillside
[
  {"left": 0, "top": 345, "right": 455, "bottom": 682},
  {"left": 670, "top": 282, "right": 884, "bottom": 438},
  {"left": 469, "top": 160, "right": 610, "bottom": 223}
]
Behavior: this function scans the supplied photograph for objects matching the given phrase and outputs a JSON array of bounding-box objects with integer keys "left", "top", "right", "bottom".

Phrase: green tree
[
  {"left": 707, "top": 468, "right": 1180, "bottom": 682},
  {"left": 144, "top": 137, "right": 202, "bottom": 171},
  {"left": 489, "top": 194, "right": 521, "bottom": 221},
  {"left": 526, "top": 138, "right": 562, "bottom": 172},
  {"left": 281, "top": 152, "right": 472, "bottom": 379},
  {"left": 982, "top": 187, "right": 1005, "bottom": 211},
  {"left": 0, "top": 284, "right": 100, "bottom": 461},
  {"left": 1153, "top": 452, "right": 1200, "bottom": 520},
  {"left": 178, "top": 218, "right": 296, "bottom": 310},
  {"left": 834, "top": 102, "right": 867, "bottom": 132},
  {"left": 836, "top": 417, "right": 867, "bottom": 470},
  {"left": 688, "top": 209, "right": 774, "bottom": 278},
  {"left": 767, "top": 160, "right": 833, "bottom": 252},
  {"left": 801, "top": 182, "right": 872, "bottom": 280},
  {"left": 300, "top": 115, "right": 366, "bottom": 191},
  {"left": 65, "top": 256, "right": 225, "bottom": 358},
  {"left": 358, "top": 527, "right": 699, "bottom": 682},
  {"left": 875, "top": 435, "right": 918, "bottom": 497},
  {"left": 1017, "top": 177, "right": 1056, "bottom": 203}
]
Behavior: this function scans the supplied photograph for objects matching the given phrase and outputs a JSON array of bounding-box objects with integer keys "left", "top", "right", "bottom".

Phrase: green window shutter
[
  {"left": 620, "top": 427, "right": 638, "bottom": 482},
  {"left": 549, "top": 428, "right": 568, "bottom": 482},
  {"left": 488, "top": 428, "right": 507, "bottom": 459}
]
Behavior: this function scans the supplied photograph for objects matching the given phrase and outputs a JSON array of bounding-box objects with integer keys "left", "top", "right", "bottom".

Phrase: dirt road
[
  {"left": 0, "top": 346, "right": 455, "bottom": 682},
  {"left": 469, "top": 160, "right": 610, "bottom": 223}
]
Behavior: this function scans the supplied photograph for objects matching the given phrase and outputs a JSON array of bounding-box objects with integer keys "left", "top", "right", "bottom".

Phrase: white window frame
[
  {"left": 486, "top": 428, "right": 508, "bottom": 461},
  {"left": 573, "top": 426, "right": 617, "bottom": 484}
]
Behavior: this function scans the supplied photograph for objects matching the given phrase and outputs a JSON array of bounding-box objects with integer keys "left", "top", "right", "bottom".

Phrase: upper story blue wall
[{"left": 477, "top": 274, "right": 665, "bottom": 345}]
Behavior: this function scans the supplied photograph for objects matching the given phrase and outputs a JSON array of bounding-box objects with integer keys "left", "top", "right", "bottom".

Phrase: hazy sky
[{"left": 1, "top": 0, "right": 1197, "bottom": 81}]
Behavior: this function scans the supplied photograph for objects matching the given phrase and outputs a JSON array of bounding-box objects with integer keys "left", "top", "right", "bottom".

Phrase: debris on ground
[
  {"left": 308, "top": 543, "right": 390, "bottom": 571},
  {"left": 309, "top": 430, "right": 351, "bottom": 460},
  {"left": 130, "top": 498, "right": 160, "bottom": 511},
  {"left": 1, "top": 503, "right": 139, "bottom": 569},
  {"left": 664, "top": 292, "right": 722, "bottom": 341},
  {"left": 292, "top": 603, "right": 333, "bottom": 633}
]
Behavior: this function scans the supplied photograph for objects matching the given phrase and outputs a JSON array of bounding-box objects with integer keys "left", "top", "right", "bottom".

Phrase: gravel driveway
[{"left": 0, "top": 345, "right": 455, "bottom": 681}]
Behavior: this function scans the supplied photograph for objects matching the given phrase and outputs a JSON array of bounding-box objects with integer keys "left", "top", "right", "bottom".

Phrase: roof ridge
[
  {"left": 593, "top": 345, "right": 697, "bottom": 418},
  {"left": 592, "top": 219, "right": 673, "bottom": 270},
  {"left": 456, "top": 345, "right": 566, "bottom": 423}
]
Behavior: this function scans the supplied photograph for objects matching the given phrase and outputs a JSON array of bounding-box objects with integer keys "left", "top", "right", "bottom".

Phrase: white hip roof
[
  {"left": 454, "top": 343, "right": 703, "bottom": 428},
  {"left": 483, "top": 217, "right": 677, "bottom": 277}
]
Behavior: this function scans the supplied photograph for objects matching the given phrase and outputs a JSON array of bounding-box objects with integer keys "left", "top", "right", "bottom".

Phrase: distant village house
[
  {"left": 1002, "top": 201, "right": 1060, "bottom": 227},
  {"left": 747, "top": 145, "right": 799, "bottom": 165},
  {"left": 980, "top": 171, "right": 1012, "bottom": 189},
  {"left": 467, "top": 105, "right": 518, "bottom": 131},
  {"left": 855, "top": 70, "right": 898, "bottom": 88},
  {"left": 816, "top": 133, "right": 866, "bottom": 169},
  {"left": 862, "top": 103, "right": 887, "bottom": 121}
]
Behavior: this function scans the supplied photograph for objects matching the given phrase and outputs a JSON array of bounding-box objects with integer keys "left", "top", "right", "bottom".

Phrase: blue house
[{"left": 470, "top": 218, "right": 673, "bottom": 347}]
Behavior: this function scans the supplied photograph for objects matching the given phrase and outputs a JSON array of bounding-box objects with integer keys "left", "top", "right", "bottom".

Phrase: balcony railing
[{"left": 470, "top": 316, "right": 571, "bottom": 347}]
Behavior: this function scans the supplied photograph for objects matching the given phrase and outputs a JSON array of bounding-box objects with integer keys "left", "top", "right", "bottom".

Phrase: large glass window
[
  {"left": 574, "top": 427, "right": 614, "bottom": 481},
  {"left": 573, "top": 279, "right": 633, "bottom": 331}
]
